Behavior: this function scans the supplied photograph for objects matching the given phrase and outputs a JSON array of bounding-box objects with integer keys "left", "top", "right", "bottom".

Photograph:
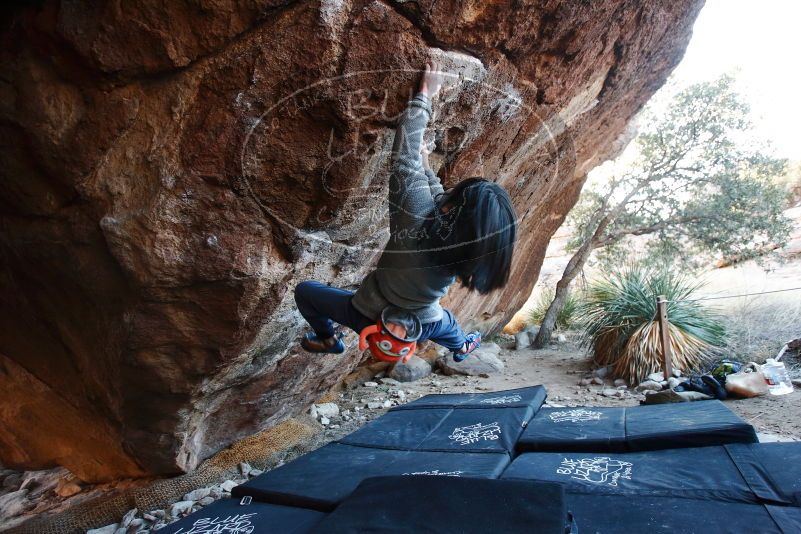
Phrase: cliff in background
[{"left": 0, "top": 0, "right": 704, "bottom": 480}]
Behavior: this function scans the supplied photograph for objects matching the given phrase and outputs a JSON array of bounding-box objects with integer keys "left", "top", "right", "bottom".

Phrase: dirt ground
[
  {"left": 315, "top": 334, "right": 801, "bottom": 447},
  {"left": 4, "top": 335, "right": 798, "bottom": 532}
]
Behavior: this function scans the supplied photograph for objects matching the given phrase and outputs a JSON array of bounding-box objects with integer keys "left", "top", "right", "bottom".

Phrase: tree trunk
[
  {"left": 532, "top": 243, "right": 591, "bottom": 348},
  {"left": 533, "top": 213, "right": 616, "bottom": 348}
]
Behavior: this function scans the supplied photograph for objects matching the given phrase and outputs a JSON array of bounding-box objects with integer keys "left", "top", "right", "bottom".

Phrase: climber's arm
[
  {"left": 388, "top": 61, "right": 445, "bottom": 231},
  {"left": 421, "top": 143, "right": 445, "bottom": 200}
]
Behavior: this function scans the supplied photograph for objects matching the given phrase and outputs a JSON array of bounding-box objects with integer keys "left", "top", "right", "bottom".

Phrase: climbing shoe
[
  {"left": 301, "top": 331, "right": 346, "bottom": 354},
  {"left": 453, "top": 331, "right": 481, "bottom": 362}
]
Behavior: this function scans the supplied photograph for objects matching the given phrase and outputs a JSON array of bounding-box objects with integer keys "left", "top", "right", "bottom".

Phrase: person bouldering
[{"left": 295, "top": 60, "right": 518, "bottom": 362}]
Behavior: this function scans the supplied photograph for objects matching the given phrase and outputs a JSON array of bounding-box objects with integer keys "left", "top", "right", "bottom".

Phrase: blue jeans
[{"left": 294, "top": 280, "right": 467, "bottom": 351}]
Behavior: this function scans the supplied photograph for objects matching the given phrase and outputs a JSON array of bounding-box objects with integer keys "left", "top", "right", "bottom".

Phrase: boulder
[
  {"left": 0, "top": 0, "right": 704, "bottom": 479},
  {"left": 388, "top": 356, "right": 432, "bottom": 383},
  {"left": 0, "top": 489, "right": 30, "bottom": 519},
  {"left": 437, "top": 349, "right": 504, "bottom": 377}
]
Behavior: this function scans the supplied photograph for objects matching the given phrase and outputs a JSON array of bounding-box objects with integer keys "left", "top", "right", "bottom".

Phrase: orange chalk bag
[{"left": 359, "top": 306, "right": 423, "bottom": 364}]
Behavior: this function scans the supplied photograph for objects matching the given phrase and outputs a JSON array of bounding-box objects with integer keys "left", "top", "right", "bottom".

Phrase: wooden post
[{"left": 656, "top": 295, "right": 674, "bottom": 380}]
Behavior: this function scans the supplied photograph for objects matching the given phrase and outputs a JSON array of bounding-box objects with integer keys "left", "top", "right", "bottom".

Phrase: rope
[{"left": 669, "top": 286, "right": 801, "bottom": 303}]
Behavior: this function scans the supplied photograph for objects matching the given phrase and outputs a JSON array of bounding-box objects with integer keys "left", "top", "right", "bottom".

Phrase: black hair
[{"left": 422, "top": 178, "right": 517, "bottom": 294}]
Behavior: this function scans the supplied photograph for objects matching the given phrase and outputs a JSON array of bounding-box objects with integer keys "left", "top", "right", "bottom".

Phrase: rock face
[{"left": 0, "top": 0, "right": 703, "bottom": 480}]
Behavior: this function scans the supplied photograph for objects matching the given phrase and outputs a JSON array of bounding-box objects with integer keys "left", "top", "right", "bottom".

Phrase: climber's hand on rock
[{"left": 418, "top": 60, "right": 444, "bottom": 99}]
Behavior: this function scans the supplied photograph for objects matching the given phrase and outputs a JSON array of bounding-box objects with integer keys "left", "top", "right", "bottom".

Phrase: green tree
[{"left": 533, "top": 75, "right": 792, "bottom": 348}]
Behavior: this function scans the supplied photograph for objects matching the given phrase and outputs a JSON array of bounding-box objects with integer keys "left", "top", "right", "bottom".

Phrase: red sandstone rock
[{"left": 0, "top": 0, "right": 703, "bottom": 480}]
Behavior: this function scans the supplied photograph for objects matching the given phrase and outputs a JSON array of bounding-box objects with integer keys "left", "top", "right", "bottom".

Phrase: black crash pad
[
  {"left": 517, "top": 400, "right": 757, "bottom": 453},
  {"left": 232, "top": 443, "right": 509, "bottom": 511},
  {"left": 339, "top": 405, "right": 531, "bottom": 453},
  {"left": 566, "top": 493, "right": 801, "bottom": 534},
  {"left": 392, "top": 385, "right": 547, "bottom": 412},
  {"left": 309, "top": 476, "right": 572, "bottom": 534},
  {"left": 501, "top": 442, "right": 801, "bottom": 506},
  {"left": 157, "top": 497, "right": 325, "bottom": 534}
]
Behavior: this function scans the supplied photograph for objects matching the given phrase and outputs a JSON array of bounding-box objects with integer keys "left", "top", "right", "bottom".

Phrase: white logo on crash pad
[
  {"left": 448, "top": 422, "right": 502, "bottom": 445},
  {"left": 557, "top": 457, "right": 632, "bottom": 487},
  {"left": 174, "top": 513, "right": 257, "bottom": 534},
  {"left": 403, "top": 469, "right": 463, "bottom": 476},
  {"left": 479, "top": 394, "right": 523, "bottom": 405},
  {"left": 549, "top": 409, "right": 603, "bottom": 423}
]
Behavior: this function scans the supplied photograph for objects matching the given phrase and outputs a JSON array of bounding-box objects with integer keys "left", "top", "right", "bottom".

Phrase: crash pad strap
[{"left": 724, "top": 444, "right": 788, "bottom": 505}]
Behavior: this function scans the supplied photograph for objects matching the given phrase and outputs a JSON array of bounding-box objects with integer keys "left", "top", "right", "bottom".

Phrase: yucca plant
[
  {"left": 528, "top": 287, "right": 582, "bottom": 330},
  {"left": 578, "top": 265, "right": 725, "bottom": 384}
]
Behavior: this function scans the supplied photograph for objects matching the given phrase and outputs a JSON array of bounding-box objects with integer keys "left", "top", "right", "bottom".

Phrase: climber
[{"left": 294, "top": 60, "right": 517, "bottom": 362}]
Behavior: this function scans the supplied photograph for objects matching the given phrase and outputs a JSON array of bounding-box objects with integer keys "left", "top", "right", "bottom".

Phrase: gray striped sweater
[{"left": 351, "top": 93, "right": 454, "bottom": 324}]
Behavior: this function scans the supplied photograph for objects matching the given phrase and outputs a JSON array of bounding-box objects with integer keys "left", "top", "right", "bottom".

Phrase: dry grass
[{"left": 719, "top": 295, "right": 801, "bottom": 376}]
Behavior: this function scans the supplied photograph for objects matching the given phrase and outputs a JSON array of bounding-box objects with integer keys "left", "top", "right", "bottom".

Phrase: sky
[{"left": 669, "top": 0, "right": 801, "bottom": 160}]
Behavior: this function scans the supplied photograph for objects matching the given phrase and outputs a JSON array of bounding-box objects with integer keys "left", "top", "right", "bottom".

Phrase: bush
[
  {"left": 528, "top": 287, "right": 581, "bottom": 330},
  {"left": 578, "top": 265, "right": 725, "bottom": 384}
]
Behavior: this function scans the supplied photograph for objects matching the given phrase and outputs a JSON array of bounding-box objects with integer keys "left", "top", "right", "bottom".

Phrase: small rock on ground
[
  {"left": 667, "top": 377, "right": 682, "bottom": 390},
  {"left": 120, "top": 508, "right": 138, "bottom": 528},
  {"left": 636, "top": 380, "right": 663, "bottom": 392},
  {"left": 220, "top": 480, "right": 238, "bottom": 492},
  {"left": 647, "top": 372, "right": 665, "bottom": 383},
  {"left": 183, "top": 488, "right": 211, "bottom": 501},
  {"left": 313, "top": 403, "right": 339, "bottom": 419},
  {"left": 55, "top": 479, "right": 82, "bottom": 498},
  {"left": 170, "top": 500, "right": 194, "bottom": 518},
  {"left": 388, "top": 356, "right": 432, "bottom": 382}
]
